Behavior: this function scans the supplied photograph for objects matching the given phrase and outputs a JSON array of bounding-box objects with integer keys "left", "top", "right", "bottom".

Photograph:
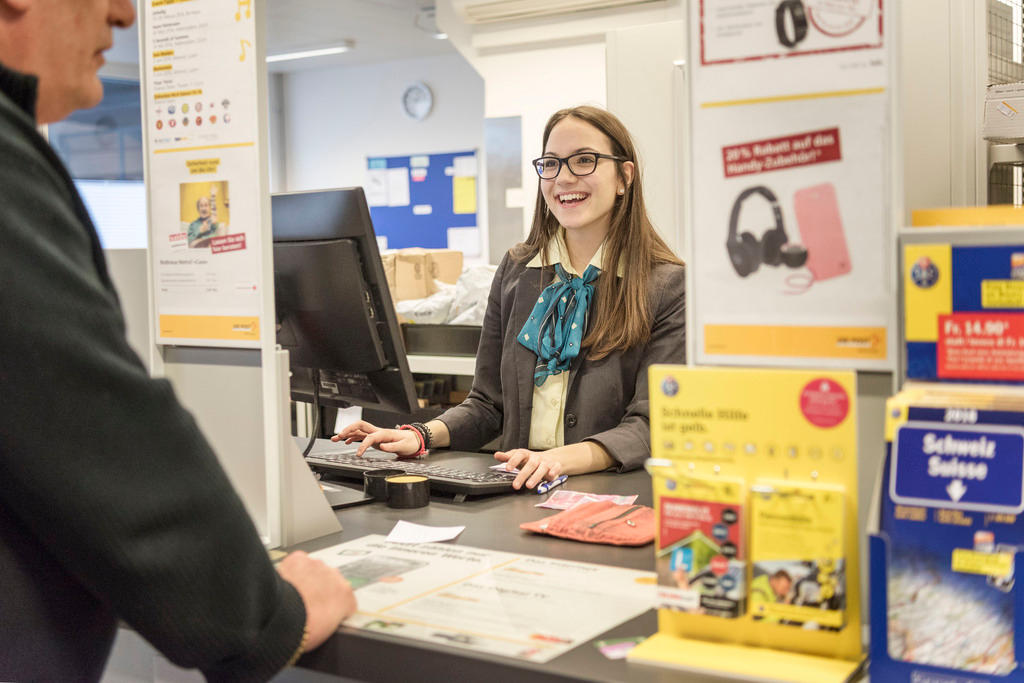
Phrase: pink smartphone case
[{"left": 794, "top": 183, "right": 851, "bottom": 281}]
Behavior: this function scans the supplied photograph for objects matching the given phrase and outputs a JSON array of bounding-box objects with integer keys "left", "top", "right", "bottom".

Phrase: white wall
[
  {"left": 899, "top": 0, "right": 987, "bottom": 216},
  {"left": 280, "top": 54, "right": 485, "bottom": 193},
  {"left": 606, "top": 21, "right": 686, "bottom": 256},
  {"left": 438, "top": 0, "right": 686, "bottom": 242},
  {"left": 475, "top": 41, "right": 608, "bottom": 240}
]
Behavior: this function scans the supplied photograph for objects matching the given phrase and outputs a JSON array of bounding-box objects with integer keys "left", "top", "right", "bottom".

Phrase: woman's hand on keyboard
[
  {"left": 332, "top": 420, "right": 421, "bottom": 458},
  {"left": 495, "top": 442, "right": 615, "bottom": 489},
  {"left": 493, "top": 449, "right": 564, "bottom": 490}
]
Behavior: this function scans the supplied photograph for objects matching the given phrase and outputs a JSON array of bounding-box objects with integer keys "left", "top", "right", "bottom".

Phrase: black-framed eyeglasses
[{"left": 531, "top": 152, "right": 626, "bottom": 179}]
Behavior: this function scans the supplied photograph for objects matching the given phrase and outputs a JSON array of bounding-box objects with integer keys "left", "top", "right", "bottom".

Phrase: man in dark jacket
[{"left": 0, "top": 1, "right": 355, "bottom": 680}]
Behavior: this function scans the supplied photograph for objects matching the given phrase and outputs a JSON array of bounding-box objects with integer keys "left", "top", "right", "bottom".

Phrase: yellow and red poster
[
  {"left": 688, "top": 0, "right": 894, "bottom": 370},
  {"left": 143, "top": 0, "right": 267, "bottom": 347}
]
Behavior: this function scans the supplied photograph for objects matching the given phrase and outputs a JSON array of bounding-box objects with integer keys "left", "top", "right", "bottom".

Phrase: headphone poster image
[
  {"left": 726, "top": 183, "right": 851, "bottom": 289},
  {"left": 699, "top": 0, "right": 882, "bottom": 66}
]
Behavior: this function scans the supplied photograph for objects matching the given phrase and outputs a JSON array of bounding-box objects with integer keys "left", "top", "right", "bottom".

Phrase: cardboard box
[
  {"left": 398, "top": 248, "right": 464, "bottom": 287},
  {"left": 424, "top": 248, "right": 463, "bottom": 286},
  {"left": 379, "top": 248, "right": 464, "bottom": 302},
  {"left": 380, "top": 250, "right": 430, "bottom": 302}
]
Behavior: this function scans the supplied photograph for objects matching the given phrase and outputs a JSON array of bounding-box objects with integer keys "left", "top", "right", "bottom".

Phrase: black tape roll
[
  {"left": 364, "top": 468, "right": 407, "bottom": 500},
  {"left": 386, "top": 474, "right": 430, "bottom": 509}
]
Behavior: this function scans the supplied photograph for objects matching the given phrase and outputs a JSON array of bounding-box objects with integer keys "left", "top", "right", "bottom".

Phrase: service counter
[{"left": 289, "top": 443, "right": 739, "bottom": 683}]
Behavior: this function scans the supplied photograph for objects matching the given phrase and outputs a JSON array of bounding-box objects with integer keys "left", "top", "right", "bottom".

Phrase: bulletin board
[{"left": 365, "top": 150, "right": 479, "bottom": 253}]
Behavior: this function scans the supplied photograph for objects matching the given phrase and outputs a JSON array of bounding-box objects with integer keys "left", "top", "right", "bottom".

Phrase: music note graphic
[
  {"left": 235, "top": 0, "right": 251, "bottom": 21},
  {"left": 239, "top": 39, "right": 252, "bottom": 62}
]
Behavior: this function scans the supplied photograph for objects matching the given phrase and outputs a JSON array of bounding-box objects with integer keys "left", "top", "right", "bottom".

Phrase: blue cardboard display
[{"left": 871, "top": 404, "right": 1024, "bottom": 681}]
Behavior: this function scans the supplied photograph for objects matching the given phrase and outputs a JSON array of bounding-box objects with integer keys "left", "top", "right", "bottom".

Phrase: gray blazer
[{"left": 438, "top": 251, "right": 686, "bottom": 471}]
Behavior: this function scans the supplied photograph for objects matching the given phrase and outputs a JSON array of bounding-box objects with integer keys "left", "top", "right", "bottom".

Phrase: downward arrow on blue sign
[{"left": 946, "top": 479, "right": 966, "bottom": 503}]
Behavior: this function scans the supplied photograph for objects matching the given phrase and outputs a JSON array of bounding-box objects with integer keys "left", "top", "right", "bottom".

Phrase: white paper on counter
[{"left": 386, "top": 520, "right": 465, "bottom": 544}]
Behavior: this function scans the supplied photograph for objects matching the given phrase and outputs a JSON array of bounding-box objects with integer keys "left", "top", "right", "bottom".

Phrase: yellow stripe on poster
[
  {"left": 154, "top": 141, "right": 255, "bottom": 155},
  {"left": 700, "top": 87, "right": 885, "bottom": 109},
  {"left": 159, "top": 315, "right": 260, "bottom": 341},
  {"left": 703, "top": 325, "right": 886, "bottom": 359},
  {"left": 154, "top": 64, "right": 172, "bottom": 72},
  {"left": 903, "top": 243, "right": 952, "bottom": 342}
]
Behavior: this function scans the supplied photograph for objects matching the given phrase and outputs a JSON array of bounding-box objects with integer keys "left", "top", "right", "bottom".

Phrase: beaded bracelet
[
  {"left": 398, "top": 424, "right": 428, "bottom": 457},
  {"left": 411, "top": 421, "right": 434, "bottom": 449}
]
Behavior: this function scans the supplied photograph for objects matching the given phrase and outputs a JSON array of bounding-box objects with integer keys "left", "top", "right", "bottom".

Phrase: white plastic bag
[
  {"left": 395, "top": 281, "right": 456, "bottom": 325},
  {"left": 447, "top": 265, "right": 497, "bottom": 325}
]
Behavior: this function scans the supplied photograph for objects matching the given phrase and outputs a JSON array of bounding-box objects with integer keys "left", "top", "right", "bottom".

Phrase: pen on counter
[{"left": 536, "top": 474, "right": 568, "bottom": 495}]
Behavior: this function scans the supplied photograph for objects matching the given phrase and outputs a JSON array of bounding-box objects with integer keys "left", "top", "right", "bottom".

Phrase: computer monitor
[{"left": 271, "top": 187, "right": 418, "bottom": 416}]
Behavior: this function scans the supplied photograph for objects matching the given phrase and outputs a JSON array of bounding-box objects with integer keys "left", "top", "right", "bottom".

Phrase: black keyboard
[{"left": 306, "top": 451, "right": 517, "bottom": 496}]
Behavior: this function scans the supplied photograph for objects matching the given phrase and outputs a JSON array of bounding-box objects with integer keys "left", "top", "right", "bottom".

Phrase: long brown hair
[{"left": 511, "top": 105, "right": 683, "bottom": 359}]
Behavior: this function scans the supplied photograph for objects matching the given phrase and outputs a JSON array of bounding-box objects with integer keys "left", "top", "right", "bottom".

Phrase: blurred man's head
[
  {"left": 0, "top": 0, "right": 135, "bottom": 123},
  {"left": 196, "top": 195, "right": 211, "bottom": 218},
  {"left": 769, "top": 570, "right": 792, "bottom": 599}
]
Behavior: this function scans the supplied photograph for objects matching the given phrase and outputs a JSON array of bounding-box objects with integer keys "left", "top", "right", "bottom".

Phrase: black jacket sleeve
[
  {"left": 435, "top": 252, "right": 512, "bottom": 449},
  {"left": 0, "top": 99, "right": 305, "bottom": 680}
]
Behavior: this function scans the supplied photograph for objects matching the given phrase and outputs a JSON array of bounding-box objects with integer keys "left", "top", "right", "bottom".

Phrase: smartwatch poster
[{"left": 688, "top": 0, "right": 893, "bottom": 370}]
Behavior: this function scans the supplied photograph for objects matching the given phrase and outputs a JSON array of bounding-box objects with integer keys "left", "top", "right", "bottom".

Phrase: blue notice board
[{"left": 365, "top": 150, "right": 478, "bottom": 250}]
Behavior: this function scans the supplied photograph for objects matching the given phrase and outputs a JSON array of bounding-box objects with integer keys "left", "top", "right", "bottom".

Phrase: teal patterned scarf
[{"left": 517, "top": 263, "right": 600, "bottom": 386}]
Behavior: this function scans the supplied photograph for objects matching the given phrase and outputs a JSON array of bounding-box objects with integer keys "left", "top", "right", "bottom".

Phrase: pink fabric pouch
[{"left": 520, "top": 500, "right": 654, "bottom": 546}]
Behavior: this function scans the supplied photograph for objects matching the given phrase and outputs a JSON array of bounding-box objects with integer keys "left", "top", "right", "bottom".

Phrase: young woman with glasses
[{"left": 334, "top": 105, "right": 686, "bottom": 490}]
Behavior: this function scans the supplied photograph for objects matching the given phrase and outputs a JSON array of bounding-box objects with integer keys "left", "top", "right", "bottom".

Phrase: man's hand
[{"left": 276, "top": 551, "right": 356, "bottom": 651}]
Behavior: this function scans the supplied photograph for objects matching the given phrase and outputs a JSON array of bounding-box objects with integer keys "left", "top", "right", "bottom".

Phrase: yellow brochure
[
  {"left": 650, "top": 462, "right": 746, "bottom": 618},
  {"left": 749, "top": 481, "right": 846, "bottom": 630}
]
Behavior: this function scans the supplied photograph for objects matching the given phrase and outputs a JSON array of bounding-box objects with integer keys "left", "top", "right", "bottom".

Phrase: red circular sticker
[
  {"left": 799, "top": 378, "right": 850, "bottom": 428},
  {"left": 710, "top": 555, "right": 729, "bottom": 576}
]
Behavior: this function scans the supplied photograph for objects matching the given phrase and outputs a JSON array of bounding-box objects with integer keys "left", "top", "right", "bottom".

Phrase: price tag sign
[
  {"left": 890, "top": 422, "right": 1024, "bottom": 513},
  {"left": 937, "top": 312, "right": 1024, "bottom": 380}
]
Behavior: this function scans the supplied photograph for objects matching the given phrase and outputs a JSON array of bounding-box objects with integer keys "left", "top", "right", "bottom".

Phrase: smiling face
[
  {"left": 13, "top": 0, "right": 136, "bottom": 123},
  {"left": 539, "top": 116, "right": 633, "bottom": 242}
]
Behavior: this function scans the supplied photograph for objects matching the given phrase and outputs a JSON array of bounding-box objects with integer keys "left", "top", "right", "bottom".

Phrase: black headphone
[
  {"left": 726, "top": 186, "right": 808, "bottom": 278},
  {"left": 776, "top": 0, "right": 808, "bottom": 48}
]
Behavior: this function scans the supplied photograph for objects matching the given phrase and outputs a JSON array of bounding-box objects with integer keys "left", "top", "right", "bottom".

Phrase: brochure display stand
[
  {"left": 629, "top": 366, "right": 863, "bottom": 682},
  {"left": 872, "top": 385, "right": 1024, "bottom": 680},
  {"left": 869, "top": 219, "right": 1024, "bottom": 680}
]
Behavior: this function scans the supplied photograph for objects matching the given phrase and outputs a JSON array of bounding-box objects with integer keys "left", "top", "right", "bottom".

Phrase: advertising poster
[
  {"left": 144, "top": 0, "right": 266, "bottom": 347},
  {"left": 689, "top": 0, "right": 893, "bottom": 369},
  {"left": 904, "top": 242, "right": 1024, "bottom": 383}
]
